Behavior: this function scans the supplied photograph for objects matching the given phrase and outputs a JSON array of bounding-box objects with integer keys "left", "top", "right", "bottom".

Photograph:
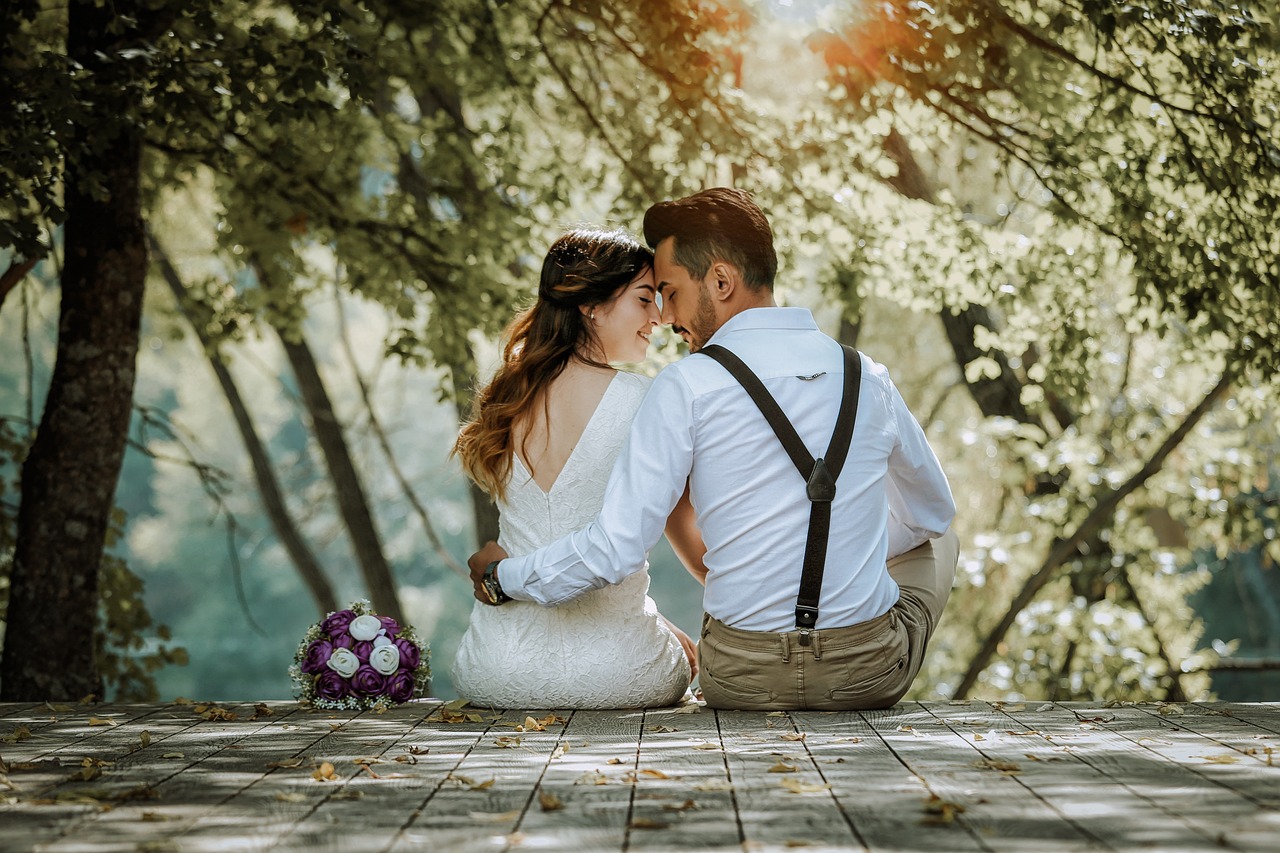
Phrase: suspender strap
[{"left": 699, "top": 344, "right": 862, "bottom": 630}]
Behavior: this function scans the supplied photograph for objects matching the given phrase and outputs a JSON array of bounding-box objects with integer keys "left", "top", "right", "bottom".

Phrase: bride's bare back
[{"left": 513, "top": 363, "right": 618, "bottom": 494}]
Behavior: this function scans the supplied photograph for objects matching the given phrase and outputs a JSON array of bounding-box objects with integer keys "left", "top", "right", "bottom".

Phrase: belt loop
[
  {"left": 780, "top": 632, "right": 791, "bottom": 663},
  {"left": 812, "top": 631, "right": 822, "bottom": 661},
  {"left": 701, "top": 612, "right": 712, "bottom": 638}
]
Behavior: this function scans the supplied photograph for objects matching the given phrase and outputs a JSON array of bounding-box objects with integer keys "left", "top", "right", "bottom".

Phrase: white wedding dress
[{"left": 452, "top": 371, "right": 691, "bottom": 709}]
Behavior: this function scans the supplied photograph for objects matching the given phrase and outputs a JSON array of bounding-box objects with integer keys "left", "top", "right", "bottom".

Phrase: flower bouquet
[{"left": 290, "top": 601, "right": 430, "bottom": 711}]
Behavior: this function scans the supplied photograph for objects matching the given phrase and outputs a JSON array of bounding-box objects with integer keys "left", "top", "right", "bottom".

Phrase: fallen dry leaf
[
  {"left": 268, "top": 757, "right": 305, "bottom": 769},
  {"left": 780, "top": 733, "right": 807, "bottom": 742},
  {"left": 493, "top": 736, "right": 523, "bottom": 749},
  {"left": 1196, "top": 754, "right": 1241, "bottom": 765},
  {"left": 538, "top": 789, "right": 564, "bottom": 811},
  {"left": 606, "top": 758, "right": 624, "bottom": 765},
  {"left": 921, "top": 794, "right": 966, "bottom": 825},
  {"left": 198, "top": 706, "right": 237, "bottom": 722},
  {"left": 44, "top": 702, "right": 74, "bottom": 714},
  {"left": 161, "top": 752, "right": 184, "bottom": 760},
  {"left": 520, "top": 716, "right": 546, "bottom": 732},
  {"left": 780, "top": 778, "right": 830, "bottom": 794},
  {"left": 312, "top": 761, "right": 338, "bottom": 782},
  {"left": 172, "top": 697, "right": 194, "bottom": 706},
  {"left": 768, "top": 762, "right": 799, "bottom": 773},
  {"left": 663, "top": 799, "right": 698, "bottom": 812},
  {"left": 691, "top": 743, "right": 721, "bottom": 751},
  {"left": 648, "top": 725, "right": 678, "bottom": 733},
  {"left": 629, "top": 817, "right": 670, "bottom": 829},
  {"left": 139, "top": 731, "right": 151, "bottom": 749},
  {"left": 275, "top": 792, "right": 307, "bottom": 803},
  {"left": 88, "top": 717, "right": 117, "bottom": 727},
  {"left": 407, "top": 745, "right": 430, "bottom": 755},
  {"left": 574, "top": 770, "right": 610, "bottom": 785},
  {"left": 469, "top": 810, "right": 521, "bottom": 823},
  {"left": 140, "top": 811, "right": 171, "bottom": 822},
  {"left": 691, "top": 779, "right": 733, "bottom": 791},
  {"left": 551, "top": 744, "right": 569, "bottom": 760},
  {"left": 2, "top": 727, "right": 33, "bottom": 744},
  {"left": 250, "top": 703, "right": 274, "bottom": 720},
  {"left": 974, "top": 758, "right": 1021, "bottom": 774}
]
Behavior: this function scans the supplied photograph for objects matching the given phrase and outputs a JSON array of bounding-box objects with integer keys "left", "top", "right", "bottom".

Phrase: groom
[{"left": 469, "top": 187, "right": 958, "bottom": 710}]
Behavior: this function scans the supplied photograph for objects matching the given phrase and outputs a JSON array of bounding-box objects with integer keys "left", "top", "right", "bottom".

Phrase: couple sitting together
[{"left": 451, "top": 188, "right": 959, "bottom": 710}]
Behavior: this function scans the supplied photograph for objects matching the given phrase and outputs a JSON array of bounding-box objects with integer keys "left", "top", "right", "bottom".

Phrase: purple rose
[
  {"left": 379, "top": 616, "right": 401, "bottom": 637},
  {"left": 321, "top": 609, "right": 356, "bottom": 638},
  {"left": 332, "top": 633, "right": 354, "bottom": 649},
  {"left": 301, "top": 639, "right": 334, "bottom": 674},
  {"left": 351, "top": 665, "right": 387, "bottom": 697},
  {"left": 394, "top": 638, "right": 420, "bottom": 670},
  {"left": 315, "top": 670, "right": 349, "bottom": 701},
  {"left": 352, "top": 640, "right": 374, "bottom": 662},
  {"left": 386, "top": 670, "right": 415, "bottom": 704}
]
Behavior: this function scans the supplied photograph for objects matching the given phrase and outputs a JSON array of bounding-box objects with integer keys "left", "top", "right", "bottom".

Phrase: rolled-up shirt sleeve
[
  {"left": 497, "top": 368, "right": 696, "bottom": 606},
  {"left": 884, "top": 380, "right": 955, "bottom": 557}
]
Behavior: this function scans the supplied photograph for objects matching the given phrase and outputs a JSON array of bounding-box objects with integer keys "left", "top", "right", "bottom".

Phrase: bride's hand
[{"left": 661, "top": 616, "right": 698, "bottom": 679}]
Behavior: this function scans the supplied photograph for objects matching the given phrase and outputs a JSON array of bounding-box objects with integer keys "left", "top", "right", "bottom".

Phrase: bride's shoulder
[{"left": 612, "top": 370, "right": 654, "bottom": 396}]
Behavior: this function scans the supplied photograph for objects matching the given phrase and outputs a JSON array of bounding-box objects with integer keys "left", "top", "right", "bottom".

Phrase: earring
[{"left": 590, "top": 309, "right": 596, "bottom": 321}]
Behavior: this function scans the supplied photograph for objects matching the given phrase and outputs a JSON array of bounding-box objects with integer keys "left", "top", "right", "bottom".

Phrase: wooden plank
[
  {"left": 1114, "top": 703, "right": 1280, "bottom": 807},
  {"left": 902, "top": 702, "right": 1104, "bottom": 851},
  {"left": 0, "top": 700, "right": 224, "bottom": 851},
  {"left": 1141, "top": 703, "right": 1280, "bottom": 774},
  {"left": 711, "top": 709, "right": 865, "bottom": 852},
  {"left": 512, "top": 707, "right": 643, "bottom": 851},
  {"left": 626, "top": 705, "right": 738, "bottom": 851},
  {"left": 389, "top": 706, "right": 565, "bottom": 852},
  {"left": 0, "top": 702, "right": 169, "bottom": 764},
  {"left": 1195, "top": 702, "right": 1280, "bottom": 737},
  {"left": 145, "top": 703, "right": 388, "bottom": 851},
  {"left": 996, "top": 702, "right": 1271, "bottom": 851},
  {"left": 25, "top": 701, "right": 300, "bottom": 852},
  {"left": 270, "top": 702, "right": 453, "bottom": 853}
]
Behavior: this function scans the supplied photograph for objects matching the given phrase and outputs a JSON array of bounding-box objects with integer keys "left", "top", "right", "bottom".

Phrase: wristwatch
[{"left": 481, "top": 560, "right": 512, "bottom": 605}]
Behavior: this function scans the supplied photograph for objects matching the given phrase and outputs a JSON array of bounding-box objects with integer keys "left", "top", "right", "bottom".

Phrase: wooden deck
[{"left": 1, "top": 700, "right": 1278, "bottom": 852}]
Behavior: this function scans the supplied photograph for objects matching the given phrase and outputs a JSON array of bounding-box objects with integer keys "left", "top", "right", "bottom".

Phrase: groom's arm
[
  {"left": 884, "top": 377, "right": 956, "bottom": 557},
  {"left": 490, "top": 369, "right": 696, "bottom": 607}
]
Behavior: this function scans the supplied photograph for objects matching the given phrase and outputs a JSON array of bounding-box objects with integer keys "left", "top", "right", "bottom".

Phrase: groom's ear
[{"left": 709, "top": 261, "right": 737, "bottom": 301}]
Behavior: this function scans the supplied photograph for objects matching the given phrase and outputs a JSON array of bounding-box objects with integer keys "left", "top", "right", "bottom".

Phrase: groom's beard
[{"left": 684, "top": 285, "right": 718, "bottom": 352}]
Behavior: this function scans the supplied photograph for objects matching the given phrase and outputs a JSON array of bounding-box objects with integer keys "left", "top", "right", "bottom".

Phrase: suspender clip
[
  {"left": 806, "top": 458, "right": 836, "bottom": 502},
  {"left": 795, "top": 604, "right": 819, "bottom": 630}
]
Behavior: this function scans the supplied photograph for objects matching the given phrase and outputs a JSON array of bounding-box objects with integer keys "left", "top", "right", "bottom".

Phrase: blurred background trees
[{"left": 2, "top": 0, "right": 1277, "bottom": 701}]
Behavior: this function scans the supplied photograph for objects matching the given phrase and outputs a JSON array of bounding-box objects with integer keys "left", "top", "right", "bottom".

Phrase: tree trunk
[
  {"left": 277, "top": 329, "right": 404, "bottom": 622},
  {"left": 881, "top": 130, "right": 1040, "bottom": 430},
  {"left": 150, "top": 237, "right": 339, "bottom": 616},
  {"left": 0, "top": 1, "right": 146, "bottom": 701}
]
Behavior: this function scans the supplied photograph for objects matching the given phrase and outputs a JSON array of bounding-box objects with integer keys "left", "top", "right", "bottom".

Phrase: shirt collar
[{"left": 704, "top": 306, "right": 818, "bottom": 347}]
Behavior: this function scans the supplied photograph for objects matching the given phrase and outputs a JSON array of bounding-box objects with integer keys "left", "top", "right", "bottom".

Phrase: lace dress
[{"left": 452, "top": 371, "right": 691, "bottom": 709}]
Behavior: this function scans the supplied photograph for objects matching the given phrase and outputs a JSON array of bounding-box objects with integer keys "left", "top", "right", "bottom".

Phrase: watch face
[{"left": 482, "top": 578, "right": 500, "bottom": 605}]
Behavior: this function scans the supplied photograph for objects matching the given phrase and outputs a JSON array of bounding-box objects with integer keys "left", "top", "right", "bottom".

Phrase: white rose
[
  {"left": 373, "top": 635, "right": 393, "bottom": 648},
  {"left": 349, "top": 614, "right": 383, "bottom": 641},
  {"left": 368, "top": 644, "right": 402, "bottom": 676},
  {"left": 326, "top": 647, "right": 360, "bottom": 678}
]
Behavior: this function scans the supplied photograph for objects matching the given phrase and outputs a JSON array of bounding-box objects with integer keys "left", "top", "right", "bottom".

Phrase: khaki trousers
[{"left": 698, "top": 529, "right": 960, "bottom": 711}]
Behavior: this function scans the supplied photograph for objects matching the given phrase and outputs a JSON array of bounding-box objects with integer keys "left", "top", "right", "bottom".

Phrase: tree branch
[{"left": 953, "top": 368, "right": 1235, "bottom": 698}]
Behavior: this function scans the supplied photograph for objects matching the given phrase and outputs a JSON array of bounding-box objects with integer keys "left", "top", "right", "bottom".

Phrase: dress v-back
[{"left": 452, "top": 371, "right": 690, "bottom": 709}]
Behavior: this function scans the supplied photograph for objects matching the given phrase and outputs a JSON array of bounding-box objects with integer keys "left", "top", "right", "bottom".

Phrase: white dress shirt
[{"left": 498, "top": 307, "right": 956, "bottom": 631}]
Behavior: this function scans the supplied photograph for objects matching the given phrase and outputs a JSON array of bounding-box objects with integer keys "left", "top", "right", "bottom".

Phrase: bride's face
[{"left": 590, "top": 270, "right": 660, "bottom": 363}]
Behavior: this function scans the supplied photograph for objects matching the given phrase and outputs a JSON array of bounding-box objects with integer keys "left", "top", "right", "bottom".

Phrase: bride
[{"left": 451, "top": 228, "right": 700, "bottom": 709}]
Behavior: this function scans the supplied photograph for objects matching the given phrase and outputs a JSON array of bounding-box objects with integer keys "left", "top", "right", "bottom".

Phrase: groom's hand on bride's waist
[{"left": 469, "top": 541, "right": 510, "bottom": 605}]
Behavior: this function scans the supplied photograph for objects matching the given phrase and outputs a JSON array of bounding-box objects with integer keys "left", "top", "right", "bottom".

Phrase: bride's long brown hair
[{"left": 453, "top": 228, "right": 654, "bottom": 500}]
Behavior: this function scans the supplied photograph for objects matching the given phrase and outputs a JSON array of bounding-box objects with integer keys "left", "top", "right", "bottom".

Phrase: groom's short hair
[{"left": 643, "top": 187, "right": 776, "bottom": 291}]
